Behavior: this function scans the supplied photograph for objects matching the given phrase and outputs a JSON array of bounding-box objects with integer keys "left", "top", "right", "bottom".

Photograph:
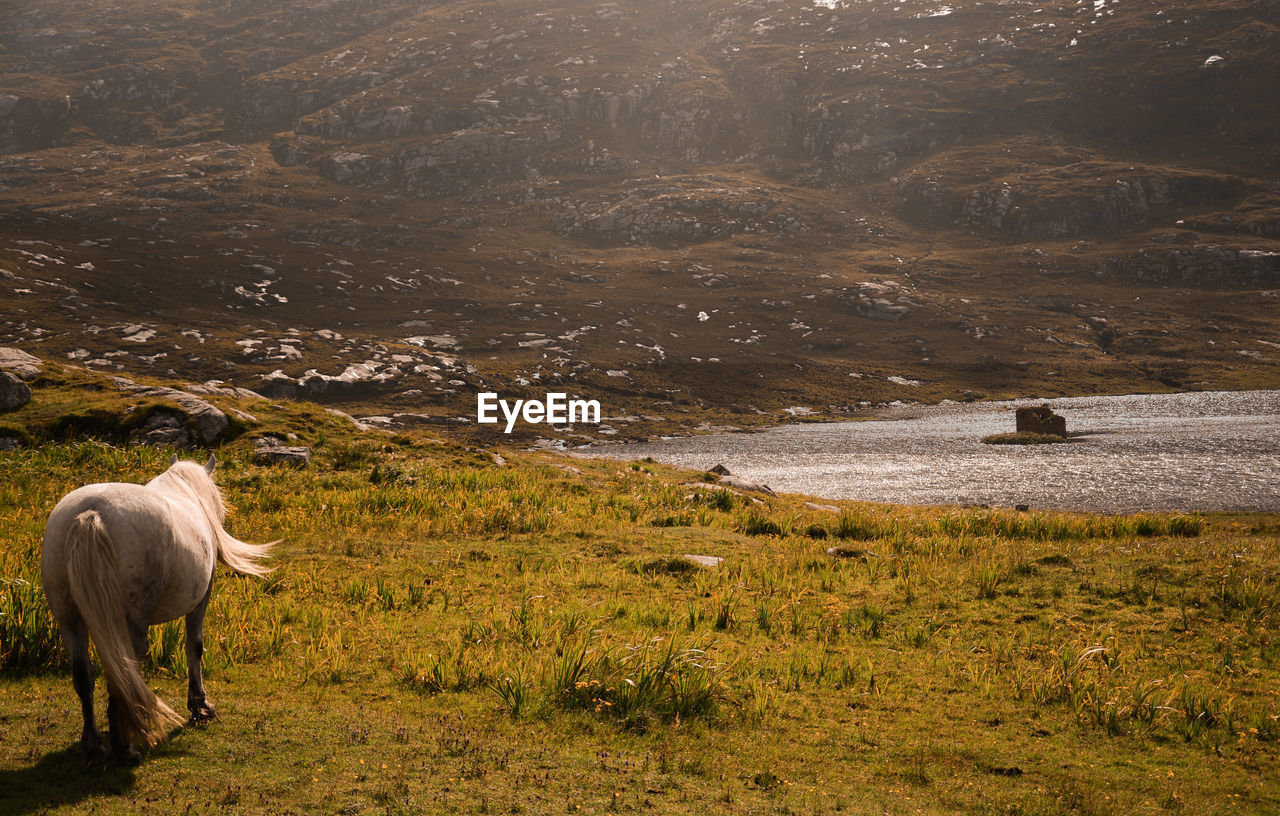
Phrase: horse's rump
[{"left": 61, "top": 508, "right": 184, "bottom": 745}]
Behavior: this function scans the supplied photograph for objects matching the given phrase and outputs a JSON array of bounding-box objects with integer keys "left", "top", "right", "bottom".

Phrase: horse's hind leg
[
  {"left": 62, "top": 619, "right": 105, "bottom": 761},
  {"left": 106, "top": 624, "right": 148, "bottom": 766},
  {"left": 185, "top": 581, "right": 216, "bottom": 722}
]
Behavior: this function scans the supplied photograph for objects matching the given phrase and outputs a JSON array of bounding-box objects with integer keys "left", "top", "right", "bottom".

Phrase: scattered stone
[
  {"left": 681, "top": 481, "right": 736, "bottom": 493},
  {"left": 226, "top": 406, "right": 259, "bottom": 424},
  {"left": 0, "top": 371, "right": 32, "bottom": 411},
  {"left": 681, "top": 554, "right": 723, "bottom": 569},
  {"left": 260, "top": 359, "right": 414, "bottom": 400},
  {"left": 185, "top": 382, "right": 266, "bottom": 400},
  {"left": 708, "top": 463, "right": 731, "bottom": 476},
  {"left": 0, "top": 434, "right": 25, "bottom": 450},
  {"left": 253, "top": 437, "right": 312, "bottom": 466},
  {"left": 0, "top": 348, "right": 41, "bottom": 380},
  {"left": 358, "top": 412, "right": 449, "bottom": 428},
  {"left": 719, "top": 473, "right": 776, "bottom": 496},
  {"left": 491, "top": 452, "right": 507, "bottom": 467},
  {"left": 826, "top": 545, "right": 880, "bottom": 560},
  {"left": 805, "top": 501, "right": 840, "bottom": 513},
  {"left": 325, "top": 408, "right": 376, "bottom": 432}
]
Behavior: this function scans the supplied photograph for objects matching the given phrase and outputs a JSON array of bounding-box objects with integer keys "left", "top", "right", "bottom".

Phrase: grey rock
[
  {"left": 0, "top": 434, "right": 24, "bottom": 451},
  {"left": 718, "top": 473, "right": 776, "bottom": 496},
  {"left": 0, "top": 371, "right": 32, "bottom": 411},
  {"left": 839, "top": 285, "right": 911, "bottom": 322},
  {"left": 0, "top": 348, "right": 41, "bottom": 380},
  {"left": 129, "top": 411, "right": 193, "bottom": 448},
  {"left": 112, "top": 377, "right": 229, "bottom": 445},
  {"left": 260, "top": 361, "right": 403, "bottom": 400},
  {"left": 826, "top": 545, "right": 879, "bottom": 560},
  {"left": 253, "top": 437, "right": 312, "bottom": 466},
  {"left": 805, "top": 501, "right": 840, "bottom": 513},
  {"left": 681, "top": 554, "right": 723, "bottom": 569},
  {"left": 226, "top": 406, "right": 259, "bottom": 424},
  {"left": 1101, "top": 245, "right": 1280, "bottom": 285},
  {"left": 185, "top": 382, "right": 266, "bottom": 400},
  {"left": 324, "top": 408, "right": 376, "bottom": 432}
]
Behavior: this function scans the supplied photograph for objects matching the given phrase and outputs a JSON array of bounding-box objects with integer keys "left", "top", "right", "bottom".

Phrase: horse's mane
[
  {"left": 149, "top": 461, "right": 227, "bottom": 526},
  {"left": 149, "top": 460, "right": 274, "bottom": 576}
]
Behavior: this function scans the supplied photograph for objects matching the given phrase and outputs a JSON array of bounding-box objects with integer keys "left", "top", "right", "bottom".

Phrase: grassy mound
[{"left": 982, "top": 431, "right": 1071, "bottom": 445}]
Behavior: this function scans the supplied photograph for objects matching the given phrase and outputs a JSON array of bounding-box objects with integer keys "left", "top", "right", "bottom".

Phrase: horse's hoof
[
  {"left": 190, "top": 703, "right": 217, "bottom": 723},
  {"left": 81, "top": 738, "right": 108, "bottom": 765},
  {"left": 114, "top": 746, "right": 142, "bottom": 767}
]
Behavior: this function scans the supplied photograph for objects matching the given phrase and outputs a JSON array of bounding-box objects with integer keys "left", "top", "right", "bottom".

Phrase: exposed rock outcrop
[
  {"left": 0, "top": 348, "right": 42, "bottom": 380},
  {"left": 555, "top": 179, "right": 800, "bottom": 248},
  {"left": 260, "top": 361, "right": 403, "bottom": 400},
  {"left": 1101, "top": 245, "right": 1280, "bottom": 285},
  {"left": 0, "top": 93, "right": 73, "bottom": 155},
  {"left": 112, "top": 378, "right": 229, "bottom": 445},
  {"left": 839, "top": 283, "right": 911, "bottom": 322},
  {"left": 129, "top": 411, "right": 193, "bottom": 448},
  {"left": 895, "top": 157, "right": 1250, "bottom": 239}
]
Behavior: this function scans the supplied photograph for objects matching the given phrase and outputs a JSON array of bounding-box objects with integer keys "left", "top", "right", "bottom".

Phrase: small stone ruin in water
[{"left": 1015, "top": 405, "right": 1068, "bottom": 437}]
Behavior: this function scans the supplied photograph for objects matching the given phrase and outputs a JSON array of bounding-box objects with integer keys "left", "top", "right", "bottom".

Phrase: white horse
[{"left": 40, "top": 454, "right": 273, "bottom": 764}]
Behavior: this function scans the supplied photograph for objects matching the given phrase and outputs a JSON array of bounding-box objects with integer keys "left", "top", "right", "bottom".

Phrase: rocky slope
[{"left": 2, "top": 0, "right": 1278, "bottom": 441}]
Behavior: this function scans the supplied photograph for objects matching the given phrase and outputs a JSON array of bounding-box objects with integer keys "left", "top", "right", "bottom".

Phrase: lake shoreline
[{"left": 589, "top": 389, "right": 1280, "bottom": 515}]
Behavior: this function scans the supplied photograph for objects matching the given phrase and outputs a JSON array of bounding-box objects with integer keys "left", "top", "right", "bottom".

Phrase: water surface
[{"left": 597, "top": 391, "right": 1280, "bottom": 513}]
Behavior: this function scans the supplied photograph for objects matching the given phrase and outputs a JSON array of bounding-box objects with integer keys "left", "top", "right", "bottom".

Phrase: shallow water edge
[{"left": 591, "top": 390, "right": 1280, "bottom": 514}]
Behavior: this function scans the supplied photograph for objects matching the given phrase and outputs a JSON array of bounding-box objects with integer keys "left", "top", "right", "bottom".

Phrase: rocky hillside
[{"left": 2, "top": 0, "right": 1278, "bottom": 442}]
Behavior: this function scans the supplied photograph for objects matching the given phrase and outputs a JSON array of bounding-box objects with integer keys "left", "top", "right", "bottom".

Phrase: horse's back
[{"left": 42, "top": 481, "right": 217, "bottom": 626}]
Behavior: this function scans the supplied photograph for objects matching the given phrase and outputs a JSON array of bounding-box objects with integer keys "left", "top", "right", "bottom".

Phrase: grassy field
[{"left": 2, "top": 388, "right": 1279, "bottom": 814}]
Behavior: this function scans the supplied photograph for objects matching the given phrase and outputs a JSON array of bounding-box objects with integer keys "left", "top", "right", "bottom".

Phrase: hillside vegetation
[
  {"left": 1, "top": 0, "right": 1279, "bottom": 434},
  {"left": 1, "top": 364, "right": 1278, "bottom": 814}
]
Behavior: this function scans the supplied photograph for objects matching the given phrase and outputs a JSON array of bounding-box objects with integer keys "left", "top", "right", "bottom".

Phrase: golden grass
[{"left": 2, "top": 429, "right": 1278, "bottom": 814}]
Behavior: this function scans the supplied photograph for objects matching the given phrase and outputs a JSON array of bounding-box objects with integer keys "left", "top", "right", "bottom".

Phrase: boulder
[
  {"left": 129, "top": 411, "right": 193, "bottom": 448},
  {"left": 0, "top": 348, "right": 41, "bottom": 380},
  {"left": 0, "top": 371, "right": 32, "bottom": 411},
  {"left": 113, "top": 378, "right": 229, "bottom": 445},
  {"left": 253, "top": 437, "right": 312, "bottom": 466}
]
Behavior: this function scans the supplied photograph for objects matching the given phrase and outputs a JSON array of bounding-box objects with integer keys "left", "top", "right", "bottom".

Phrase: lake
[{"left": 595, "top": 391, "right": 1280, "bottom": 514}]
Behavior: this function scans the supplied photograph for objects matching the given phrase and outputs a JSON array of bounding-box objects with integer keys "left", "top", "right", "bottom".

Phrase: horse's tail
[
  {"left": 64, "top": 509, "right": 184, "bottom": 747},
  {"left": 214, "top": 527, "right": 275, "bottom": 578}
]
